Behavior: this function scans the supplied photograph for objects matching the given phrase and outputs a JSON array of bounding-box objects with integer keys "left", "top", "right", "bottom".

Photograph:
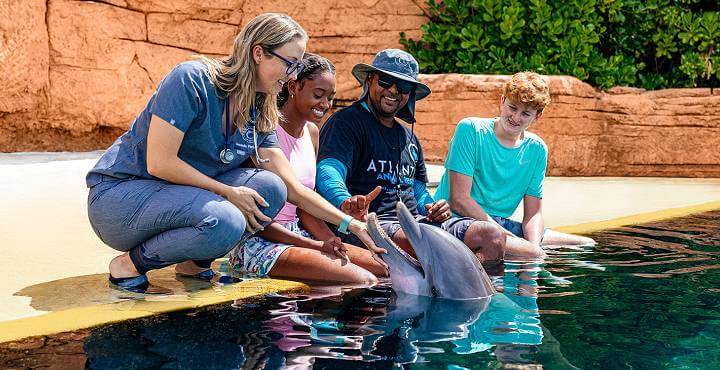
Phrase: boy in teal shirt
[{"left": 435, "top": 72, "right": 594, "bottom": 250}]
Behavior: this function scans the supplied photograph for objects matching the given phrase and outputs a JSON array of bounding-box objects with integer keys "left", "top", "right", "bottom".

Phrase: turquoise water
[{"left": 5, "top": 211, "right": 720, "bottom": 369}]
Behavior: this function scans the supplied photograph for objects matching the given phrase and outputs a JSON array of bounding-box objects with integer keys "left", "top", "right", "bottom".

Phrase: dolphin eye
[{"left": 431, "top": 286, "right": 438, "bottom": 297}]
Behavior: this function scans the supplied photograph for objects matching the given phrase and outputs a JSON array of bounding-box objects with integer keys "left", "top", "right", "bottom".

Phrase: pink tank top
[{"left": 274, "top": 123, "right": 317, "bottom": 223}]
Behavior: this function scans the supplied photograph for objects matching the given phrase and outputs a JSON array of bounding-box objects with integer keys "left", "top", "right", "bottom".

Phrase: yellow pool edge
[
  {"left": 2, "top": 200, "right": 720, "bottom": 345},
  {"left": 554, "top": 200, "right": 720, "bottom": 234},
  {"left": 0, "top": 279, "right": 308, "bottom": 344}
]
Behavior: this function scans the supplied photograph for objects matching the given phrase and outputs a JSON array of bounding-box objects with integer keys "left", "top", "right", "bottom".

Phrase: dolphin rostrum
[{"left": 367, "top": 201, "right": 496, "bottom": 299}]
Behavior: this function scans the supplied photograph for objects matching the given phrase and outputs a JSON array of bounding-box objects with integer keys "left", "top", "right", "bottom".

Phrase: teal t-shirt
[{"left": 435, "top": 117, "right": 547, "bottom": 218}]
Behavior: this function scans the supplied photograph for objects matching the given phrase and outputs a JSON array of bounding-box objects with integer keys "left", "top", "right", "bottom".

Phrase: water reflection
[
  {"left": 254, "top": 287, "right": 385, "bottom": 368},
  {"left": 537, "top": 211, "right": 720, "bottom": 369},
  {"left": 257, "top": 262, "right": 563, "bottom": 368},
  {"left": 13, "top": 264, "right": 233, "bottom": 313},
  {"left": 361, "top": 294, "right": 492, "bottom": 364}
]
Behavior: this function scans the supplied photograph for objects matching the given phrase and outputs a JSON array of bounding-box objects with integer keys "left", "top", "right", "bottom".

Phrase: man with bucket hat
[{"left": 316, "top": 49, "right": 507, "bottom": 263}]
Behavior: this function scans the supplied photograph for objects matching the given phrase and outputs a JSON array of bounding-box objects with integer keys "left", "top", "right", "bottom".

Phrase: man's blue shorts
[
  {"left": 491, "top": 216, "right": 547, "bottom": 241},
  {"left": 337, "top": 215, "right": 475, "bottom": 246},
  {"left": 381, "top": 215, "right": 475, "bottom": 243}
]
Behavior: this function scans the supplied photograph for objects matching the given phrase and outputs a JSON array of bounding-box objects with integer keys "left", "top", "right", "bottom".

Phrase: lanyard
[
  {"left": 219, "top": 98, "right": 235, "bottom": 164},
  {"left": 224, "top": 98, "right": 232, "bottom": 151},
  {"left": 220, "top": 99, "right": 258, "bottom": 164},
  {"left": 361, "top": 100, "right": 406, "bottom": 200}
]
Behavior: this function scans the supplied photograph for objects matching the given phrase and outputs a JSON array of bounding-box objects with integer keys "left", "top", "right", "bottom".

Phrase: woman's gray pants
[{"left": 87, "top": 168, "right": 287, "bottom": 274}]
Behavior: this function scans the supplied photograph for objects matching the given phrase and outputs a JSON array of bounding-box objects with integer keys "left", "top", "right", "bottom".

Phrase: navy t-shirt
[
  {"left": 318, "top": 100, "right": 429, "bottom": 220},
  {"left": 86, "top": 61, "right": 279, "bottom": 186}
]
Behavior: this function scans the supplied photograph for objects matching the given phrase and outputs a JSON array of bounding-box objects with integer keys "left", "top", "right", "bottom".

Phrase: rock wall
[
  {"left": 0, "top": 0, "right": 428, "bottom": 150},
  {"left": 2, "top": 1, "right": 719, "bottom": 177},
  {"left": 415, "top": 75, "right": 720, "bottom": 177}
]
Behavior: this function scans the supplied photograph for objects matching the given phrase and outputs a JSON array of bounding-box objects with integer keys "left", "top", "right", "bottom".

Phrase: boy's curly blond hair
[{"left": 503, "top": 72, "right": 551, "bottom": 112}]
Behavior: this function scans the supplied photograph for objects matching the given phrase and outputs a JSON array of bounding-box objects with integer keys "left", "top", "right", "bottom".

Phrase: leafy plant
[{"left": 401, "top": 0, "right": 719, "bottom": 89}]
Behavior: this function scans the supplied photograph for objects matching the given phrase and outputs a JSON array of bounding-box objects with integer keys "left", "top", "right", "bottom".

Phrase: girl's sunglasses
[
  {"left": 265, "top": 48, "right": 305, "bottom": 76},
  {"left": 376, "top": 73, "right": 415, "bottom": 95}
]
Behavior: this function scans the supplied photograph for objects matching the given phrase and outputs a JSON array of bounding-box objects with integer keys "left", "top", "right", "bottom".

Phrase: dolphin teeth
[
  {"left": 368, "top": 212, "right": 421, "bottom": 269},
  {"left": 370, "top": 213, "right": 393, "bottom": 241},
  {"left": 368, "top": 213, "right": 401, "bottom": 250}
]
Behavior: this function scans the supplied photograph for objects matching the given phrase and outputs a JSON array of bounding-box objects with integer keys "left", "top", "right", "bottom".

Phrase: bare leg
[
  {"left": 343, "top": 243, "right": 389, "bottom": 277},
  {"left": 269, "top": 247, "right": 378, "bottom": 285},
  {"left": 505, "top": 235, "right": 546, "bottom": 259},
  {"left": 541, "top": 229, "right": 595, "bottom": 246},
  {"left": 390, "top": 229, "right": 417, "bottom": 259},
  {"left": 463, "top": 221, "right": 506, "bottom": 263},
  {"left": 393, "top": 221, "right": 509, "bottom": 263},
  {"left": 476, "top": 256, "right": 504, "bottom": 276},
  {"left": 392, "top": 221, "right": 545, "bottom": 261}
]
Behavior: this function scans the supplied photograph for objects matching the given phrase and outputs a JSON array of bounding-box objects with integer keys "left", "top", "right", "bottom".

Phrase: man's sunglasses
[
  {"left": 265, "top": 48, "right": 305, "bottom": 76},
  {"left": 376, "top": 73, "right": 415, "bottom": 95}
]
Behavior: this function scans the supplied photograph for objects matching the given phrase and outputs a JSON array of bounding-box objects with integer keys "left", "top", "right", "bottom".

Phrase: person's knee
[
  {"left": 197, "top": 202, "right": 246, "bottom": 258},
  {"left": 465, "top": 221, "right": 506, "bottom": 262},
  {"left": 250, "top": 170, "right": 287, "bottom": 221},
  {"left": 484, "top": 225, "right": 506, "bottom": 261}
]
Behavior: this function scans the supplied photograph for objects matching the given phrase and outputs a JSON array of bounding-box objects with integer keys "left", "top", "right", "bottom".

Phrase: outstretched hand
[{"left": 341, "top": 186, "right": 382, "bottom": 222}]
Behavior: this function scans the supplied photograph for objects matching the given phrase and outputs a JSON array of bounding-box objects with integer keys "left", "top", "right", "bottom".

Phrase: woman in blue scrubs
[{"left": 86, "top": 13, "right": 385, "bottom": 292}]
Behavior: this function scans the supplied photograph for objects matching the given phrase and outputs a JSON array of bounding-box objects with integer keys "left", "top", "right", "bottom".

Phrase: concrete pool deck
[{"left": 2, "top": 152, "right": 720, "bottom": 343}]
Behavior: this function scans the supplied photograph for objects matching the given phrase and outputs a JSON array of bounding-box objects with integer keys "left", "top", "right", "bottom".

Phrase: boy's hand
[
  {"left": 321, "top": 236, "right": 350, "bottom": 263},
  {"left": 425, "top": 199, "right": 452, "bottom": 223},
  {"left": 341, "top": 186, "right": 381, "bottom": 222}
]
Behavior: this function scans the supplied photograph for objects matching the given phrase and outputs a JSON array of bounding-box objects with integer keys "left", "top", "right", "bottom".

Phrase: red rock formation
[
  {"left": 415, "top": 75, "right": 720, "bottom": 177},
  {"left": 0, "top": 0, "right": 426, "bottom": 151},
  {"left": 1, "top": 0, "right": 718, "bottom": 177},
  {"left": 1, "top": 1, "right": 48, "bottom": 110}
]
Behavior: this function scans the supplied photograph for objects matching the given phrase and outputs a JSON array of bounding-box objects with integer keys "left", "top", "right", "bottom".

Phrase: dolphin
[{"left": 367, "top": 201, "right": 496, "bottom": 299}]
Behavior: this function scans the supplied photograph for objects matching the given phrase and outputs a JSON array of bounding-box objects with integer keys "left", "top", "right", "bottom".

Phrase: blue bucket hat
[{"left": 352, "top": 49, "right": 431, "bottom": 123}]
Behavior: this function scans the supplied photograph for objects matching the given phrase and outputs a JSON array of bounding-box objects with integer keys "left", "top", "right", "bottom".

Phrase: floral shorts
[{"left": 229, "top": 219, "right": 313, "bottom": 277}]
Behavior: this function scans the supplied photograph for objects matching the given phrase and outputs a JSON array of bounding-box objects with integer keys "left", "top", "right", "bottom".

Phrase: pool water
[{"left": 3, "top": 211, "right": 720, "bottom": 369}]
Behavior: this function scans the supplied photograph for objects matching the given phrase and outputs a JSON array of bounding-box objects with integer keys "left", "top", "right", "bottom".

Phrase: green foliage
[{"left": 400, "top": 0, "right": 719, "bottom": 89}]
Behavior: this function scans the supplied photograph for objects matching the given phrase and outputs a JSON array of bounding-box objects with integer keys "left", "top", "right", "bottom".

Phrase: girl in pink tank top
[
  {"left": 274, "top": 123, "right": 316, "bottom": 223},
  {"left": 229, "top": 54, "right": 386, "bottom": 283}
]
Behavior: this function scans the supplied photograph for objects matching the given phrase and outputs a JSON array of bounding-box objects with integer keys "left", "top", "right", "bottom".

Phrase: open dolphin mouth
[{"left": 366, "top": 212, "right": 423, "bottom": 274}]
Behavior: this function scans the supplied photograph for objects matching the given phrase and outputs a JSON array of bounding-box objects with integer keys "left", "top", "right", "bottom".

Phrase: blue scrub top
[{"left": 87, "top": 61, "right": 279, "bottom": 187}]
